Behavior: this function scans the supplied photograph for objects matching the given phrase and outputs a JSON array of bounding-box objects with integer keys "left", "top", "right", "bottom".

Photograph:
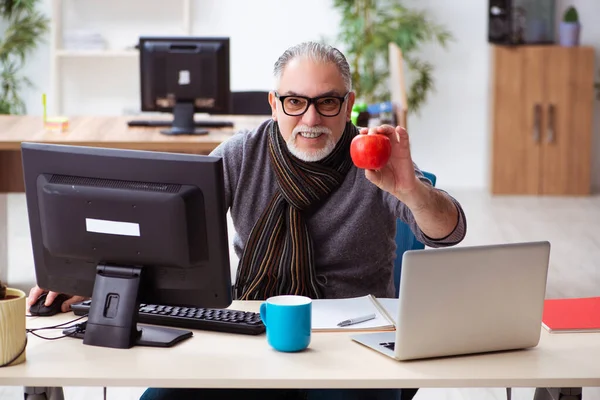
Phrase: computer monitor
[
  {"left": 21, "top": 142, "right": 233, "bottom": 349},
  {"left": 137, "top": 36, "right": 232, "bottom": 135}
]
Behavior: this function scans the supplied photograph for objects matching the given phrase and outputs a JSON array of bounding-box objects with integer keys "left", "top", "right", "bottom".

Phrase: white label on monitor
[
  {"left": 86, "top": 218, "right": 140, "bottom": 237},
  {"left": 178, "top": 70, "right": 190, "bottom": 85}
]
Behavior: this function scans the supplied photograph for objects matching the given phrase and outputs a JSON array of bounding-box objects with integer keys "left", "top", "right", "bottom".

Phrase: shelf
[
  {"left": 56, "top": 49, "right": 139, "bottom": 58},
  {"left": 50, "top": 0, "right": 192, "bottom": 114}
]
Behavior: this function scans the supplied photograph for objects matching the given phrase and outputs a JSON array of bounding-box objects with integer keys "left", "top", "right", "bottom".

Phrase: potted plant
[
  {"left": 0, "top": 0, "right": 50, "bottom": 114},
  {"left": 559, "top": 6, "right": 581, "bottom": 47},
  {"left": 332, "top": 0, "right": 452, "bottom": 115},
  {"left": 0, "top": 279, "right": 27, "bottom": 367}
]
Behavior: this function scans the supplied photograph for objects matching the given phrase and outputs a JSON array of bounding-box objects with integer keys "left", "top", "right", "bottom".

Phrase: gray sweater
[{"left": 210, "top": 119, "right": 467, "bottom": 299}]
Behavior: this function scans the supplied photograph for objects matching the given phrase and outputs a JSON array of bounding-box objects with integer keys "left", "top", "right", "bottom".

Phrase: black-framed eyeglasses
[{"left": 275, "top": 92, "right": 349, "bottom": 117}]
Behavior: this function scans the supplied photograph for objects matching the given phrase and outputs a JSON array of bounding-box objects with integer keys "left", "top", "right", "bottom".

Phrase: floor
[{"left": 2, "top": 189, "right": 600, "bottom": 399}]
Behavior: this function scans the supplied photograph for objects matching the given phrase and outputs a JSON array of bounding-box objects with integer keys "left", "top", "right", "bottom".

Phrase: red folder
[{"left": 542, "top": 297, "right": 600, "bottom": 333}]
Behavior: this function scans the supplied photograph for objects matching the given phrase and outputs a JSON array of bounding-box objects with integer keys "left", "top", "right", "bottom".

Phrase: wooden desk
[
  {"left": 0, "top": 114, "right": 267, "bottom": 287},
  {"left": 0, "top": 114, "right": 268, "bottom": 193},
  {"left": 2, "top": 301, "right": 600, "bottom": 390}
]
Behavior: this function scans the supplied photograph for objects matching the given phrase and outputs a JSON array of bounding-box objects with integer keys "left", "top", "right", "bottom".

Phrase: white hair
[{"left": 273, "top": 42, "right": 352, "bottom": 91}]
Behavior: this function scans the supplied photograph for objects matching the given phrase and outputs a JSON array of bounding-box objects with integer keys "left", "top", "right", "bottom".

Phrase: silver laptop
[{"left": 351, "top": 241, "right": 551, "bottom": 361}]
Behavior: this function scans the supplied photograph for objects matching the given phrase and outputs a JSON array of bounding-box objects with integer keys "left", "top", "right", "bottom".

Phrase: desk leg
[
  {"left": 0, "top": 194, "right": 7, "bottom": 285},
  {"left": 24, "top": 387, "right": 65, "bottom": 400},
  {"left": 558, "top": 388, "right": 582, "bottom": 400},
  {"left": 0, "top": 149, "right": 26, "bottom": 285},
  {"left": 533, "top": 388, "right": 582, "bottom": 400}
]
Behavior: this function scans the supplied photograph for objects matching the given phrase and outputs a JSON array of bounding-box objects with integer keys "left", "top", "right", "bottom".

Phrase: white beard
[{"left": 286, "top": 125, "right": 336, "bottom": 162}]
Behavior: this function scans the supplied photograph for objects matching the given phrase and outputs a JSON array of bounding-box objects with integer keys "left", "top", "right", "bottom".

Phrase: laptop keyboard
[{"left": 380, "top": 341, "right": 395, "bottom": 350}]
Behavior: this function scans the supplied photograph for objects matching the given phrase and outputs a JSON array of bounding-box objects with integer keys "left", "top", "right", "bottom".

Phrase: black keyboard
[
  {"left": 127, "top": 119, "right": 234, "bottom": 128},
  {"left": 71, "top": 300, "right": 265, "bottom": 335}
]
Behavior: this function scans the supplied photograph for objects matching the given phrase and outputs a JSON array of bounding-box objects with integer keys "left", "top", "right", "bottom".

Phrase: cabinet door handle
[
  {"left": 547, "top": 104, "right": 555, "bottom": 143},
  {"left": 533, "top": 104, "right": 541, "bottom": 143}
]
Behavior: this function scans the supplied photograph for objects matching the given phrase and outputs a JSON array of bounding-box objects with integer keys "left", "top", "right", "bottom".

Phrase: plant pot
[
  {"left": 0, "top": 288, "right": 27, "bottom": 367},
  {"left": 559, "top": 22, "right": 581, "bottom": 47}
]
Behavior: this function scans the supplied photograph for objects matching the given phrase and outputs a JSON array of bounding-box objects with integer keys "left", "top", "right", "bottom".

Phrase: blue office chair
[{"left": 393, "top": 171, "right": 436, "bottom": 297}]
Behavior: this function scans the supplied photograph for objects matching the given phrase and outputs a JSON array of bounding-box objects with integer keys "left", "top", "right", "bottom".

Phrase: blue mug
[{"left": 259, "top": 295, "right": 312, "bottom": 352}]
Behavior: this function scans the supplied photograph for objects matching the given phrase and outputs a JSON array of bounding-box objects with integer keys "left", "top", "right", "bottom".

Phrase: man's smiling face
[{"left": 269, "top": 57, "right": 355, "bottom": 162}]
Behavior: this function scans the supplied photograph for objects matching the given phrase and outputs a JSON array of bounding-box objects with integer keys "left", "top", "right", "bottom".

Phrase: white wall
[
  {"left": 17, "top": 0, "right": 600, "bottom": 191},
  {"left": 403, "top": 0, "right": 492, "bottom": 190}
]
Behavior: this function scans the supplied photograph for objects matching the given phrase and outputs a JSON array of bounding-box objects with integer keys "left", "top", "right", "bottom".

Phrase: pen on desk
[{"left": 337, "top": 313, "right": 376, "bottom": 327}]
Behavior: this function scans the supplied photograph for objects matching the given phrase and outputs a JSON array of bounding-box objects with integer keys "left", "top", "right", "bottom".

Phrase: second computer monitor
[{"left": 139, "top": 36, "right": 231, "bottom": 135}]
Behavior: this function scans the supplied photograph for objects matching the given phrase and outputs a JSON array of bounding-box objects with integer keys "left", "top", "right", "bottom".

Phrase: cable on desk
[
  {"left": 26, "top": 314, "right": 88, "bottom": 340},
  {"left": 0, "top": 337, "right": 27, "bottom": 367},
  {"left": 1, "top": 315, "right": 87, "bottom": 367}
]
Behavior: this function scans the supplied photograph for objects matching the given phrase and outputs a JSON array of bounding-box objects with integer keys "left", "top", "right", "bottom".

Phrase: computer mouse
[{"left": 29, "top": 293, "right": 72, "bottom": 316}]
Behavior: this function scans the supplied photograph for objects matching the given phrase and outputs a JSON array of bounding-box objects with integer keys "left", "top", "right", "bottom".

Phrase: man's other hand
[{"left": 28, "top": 285, "right": 87, "bottom": 313}]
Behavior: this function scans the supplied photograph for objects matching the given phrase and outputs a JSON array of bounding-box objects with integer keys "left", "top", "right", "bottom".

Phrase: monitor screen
[
  {"left": 138, "top": 36, "right": 231, "bottom": 135},
  {"left": 21, "top": 142, "right": 233, "bottom": 349}
]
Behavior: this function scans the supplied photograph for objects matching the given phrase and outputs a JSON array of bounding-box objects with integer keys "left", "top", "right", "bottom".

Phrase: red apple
[{"left": 350, "top": 134, "right": 392, "bottom": 170}]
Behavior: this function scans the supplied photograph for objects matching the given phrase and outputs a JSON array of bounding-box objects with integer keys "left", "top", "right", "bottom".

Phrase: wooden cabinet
[{"left": 491, "top": 45, "right": 595, "bottom": 195}]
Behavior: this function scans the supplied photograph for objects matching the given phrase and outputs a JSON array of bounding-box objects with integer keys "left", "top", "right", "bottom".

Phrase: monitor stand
[
  {"left": 126, "top": 102, "right": 234, "bottom": 134},
  {"left": 82, "top": 264, "right": 192, "bottom": 349},
  {"left": 161, "top": 102, "right": 208, "bottom": 136}
]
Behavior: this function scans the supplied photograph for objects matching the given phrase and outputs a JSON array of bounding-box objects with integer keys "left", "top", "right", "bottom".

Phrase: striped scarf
[{"left": 234, "top": 120, "right": 357, "bottom": 300}]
